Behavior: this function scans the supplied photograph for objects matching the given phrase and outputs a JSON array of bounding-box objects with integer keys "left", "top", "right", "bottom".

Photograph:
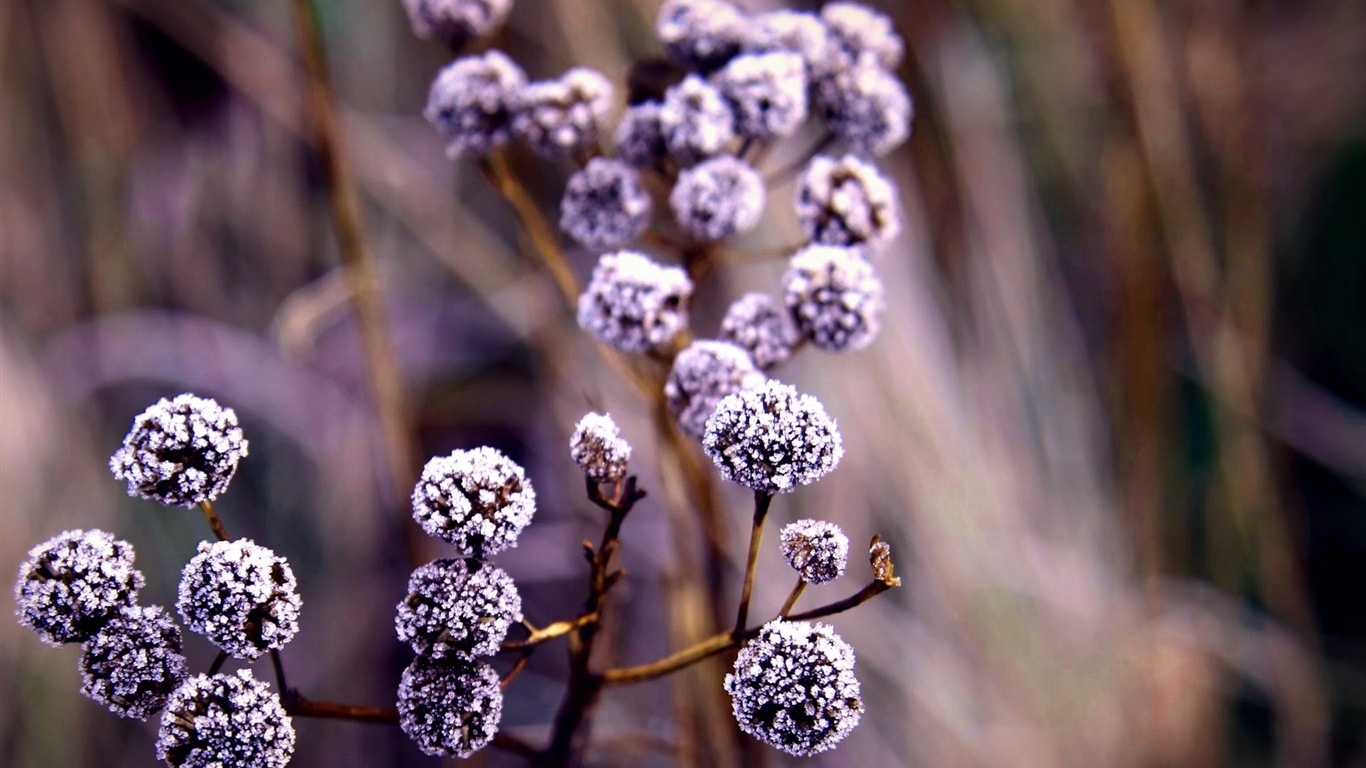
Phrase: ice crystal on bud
[
  {"left": 660, "top": 75, "right": 736, "bottom": 166},
  {"left": 412, "top": 447, "right": 536, "bottom": 558},
  {"left": 402, "top": 0, "right": 512, "bottom": 47},
  {"left": 724, "top": 620, "right": 863, "bottom": 756},
  {"left": 719, "top": 292, "right": 800, "bottom": 370},
  {"left": 110, "top": 393, "right": 248, "bottom": 507},
  {"left": 665, "top": 340, "right": 766, "bottom": 438},
  {"left": 670, "top": 155, "right": 765, "bottom": 241},
  {"left": 743, "top": 10, "right": 835, "bottom": 77},
  {"left": 820, "top": 2, "right": 905, "bottom": 70},
  {"left": 15, "top": 529, "right": 144, "bottom": 646},
  {"left": 176, "top": 539, "right": 301, "bottom": 660},
  {"left": 80, "top": 605, "right": 187, "bottom": 720},
  {"left": 714, "top": 52, "right": 808, "bottom": 140},
  {"left": 395, "top": 558, "right": 521, "bottom": 659},
  {"left": 156, "top": 670, "right": 294, "bottom": 768},
  {"left": 657, "top": 0, "right": 746, "bottom": 72},
  {"left": 398, "top": 656, "right": 503, "bottom": 758},
  {"left": 796, "top": 154, "right": 901, "bottom": 251},
  {"left": 703, "top": 381, "right": 843, "bottom": 494},
  {"left": 784, "top": 245, "right": 886, "bottom": 352},
  {"left": 570, "top": 412, "right": 632, "bottom": 484},
  {"left": 512, "top": 68, "right": 614, "bottom": 157},
  {"left": 425, "top": 50, "right": 527, "bottom": 157},
  {"left": 577, "top": 250, "right": 693, "bottom": 353},
  {"left": 780, "top": 520, "right": 850, "bottom": 584},
  {"left": 816, "top": 59, "right": 912, "bottom": 157},
  {"left": 613, "top": 101, "right": 668, "bottom": 168},
  {"left": 560, "top": 158, "right": 652, "bottom": 248}
]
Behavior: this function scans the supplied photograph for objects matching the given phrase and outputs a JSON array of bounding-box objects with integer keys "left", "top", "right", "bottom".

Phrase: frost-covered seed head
[
  {"left": 779, "top": 520, "right": 850, "bottom": 584},
  {"left": 796, "top": 154, "right": 901, "bottom": 250},
  {"left": 743, "top": 10, "right": 836, "bottom": 78},
  {"left": 511, "top": 68, "right": 614, "bottom": 157},
  {"left": 703, "top": 381, "right": 843, "bottom": 494},
  {"left": 402, "top": 0, "right": 512, "bottom": 47},
  {"left": 576, "top": 250, "right": 693, "bottom": 353},
  {"left": 398, "top": 656, "right": 503, "bottom": 758},
  {"left": 670, "top": 155, "right": 765, "bottom": 241},
  {"left": 719, "top": 292, "right": 800, "bottom": 370},
  {"left": 156, "top": 670, "right": 294, "bottom": 768},
  {"left": 395, "top": 558, "right": 521, "bottom": 659},
  {"left": 820, "top": 2, "right": 905, "bottom": 70},
  {"left": 660, "top": 75, "right": 736, "bottom": 166},
  {"left": 425, "top": 50, "right": 527, "bottom": 157},
  {"left": 110, "top": 394, "right": 248, "bottom": 507},
  {"left": 613, "top": 101, "right": 668, "bottom": 168},
  {"left": 14, "top": 529, "right": 144, "bottom": 646},
  {"left": 412, "top": 447, "right": 536, "bottom": 557},
  {"left": 816, "top": 59, "right": 912, "bottom": 157},
  {"left": 724, "top": 620, "right": 862, "bottom": 756},
  {"left": 560, "top": 158, "right": 652, "bottom": 248},
  {"left": 665, "top": 340, "right": 766, "bottom": 438},
  {"left": 570, "top": 412, "right": 632, "bottom": 484},
  {"left": 784, "top": 245, "right": 886, "bottom": 352},
  {"left": 657, "top": 0, "right": 746, "bottom": 72},
  {"left": 176, "top": 539, "right": 301, "bottom": 660},
  {"left": 714, "top": 52, "right": 808, "bottom": 140},
  {"left": 80, "top": 605, "right": 188, "bottom": 720}
]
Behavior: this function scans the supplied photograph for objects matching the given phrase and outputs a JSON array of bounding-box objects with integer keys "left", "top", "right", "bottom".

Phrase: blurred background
[{"left": 2, "top": 0, "right": 1364, "bottom": 766}]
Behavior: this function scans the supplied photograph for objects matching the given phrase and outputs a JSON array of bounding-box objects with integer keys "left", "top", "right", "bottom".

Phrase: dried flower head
[
  {"left": 176, "top": 539, "right": 301, "bottom": 660},
  {"left": 156, "top": 670, "right": 294, "bottom": 768},
  {"left": 743, "top": 10, "right": 835, "bottom": 77},
  {"left": 703, "top": 380, "right": 843, "bottom": 494},
  {"left": 670, "top": 155, "right": 765, "bottom": 241},
  {"left": 398, "top": 655, "right": 503, "bottom": 758},
  {"left": 14, "top": 529, "right": 144, "bottom": 646},
  {"left": 657, "top": 0, "right": 746, "bottom": 72},
  {"left": 570, "top": 412, "right": 632, "bottom": 484},
  {"left": 779, "top": 520, "right": 850, "bottom": 584},
  {"left": 511, "top": 67, "right": 614, "bottom": 157},
  {"left": 80, "top": 605, "right": 188, "bottom": 720},
  {"left": 724, "top": 620, "right": 863, "bottom": 756},
  {"left": 718, "top": 292, "right": 800, "bottom": 370},
  {"left": 425, "top": 50, "right": 527, "bottom": 157},
  {"left": 665, "top": 340, "right": 766, "bottom": 437},
  {"left": 660, "top": 75, "right": 736, "bottom": 166},
  {"left": 412, "top": 447, "right": 536, "bottom": 558},
  {"left": 110, "top": 393, "right": 248, "bottom": 507},
  {"left": 402, "top": 0, "right": 512, "bottom": 47},
  {"left": 613, "top": 100, "right": 668, "bottom": 168},
  {"left": 714, "top": 51, "right": 808, "bottom": 140},
  {"left": 816, "top": 58, "right": 912, "bottom": 157},
  {"left": 577, "top": 250, "right": 693, "bottom": 353},
  {"left": 395, "top": 558, "right": 521, "bottom": 659},
  {"left": 784, "top": 245, "right": 886, "bottom": 352},
  {"left": 796, "top": 154, "right": 900, "bottom": 250},
  {"left": 820, "top": 2, "right": 905, "bottom": 70},
  {"left": 560, "top": 158, "right": 652, "bottom": 248}
]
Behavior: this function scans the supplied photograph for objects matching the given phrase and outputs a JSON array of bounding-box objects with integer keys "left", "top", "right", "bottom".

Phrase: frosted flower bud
[
  {"left": 570, "top": 412, "right": 632, "bottom": 484},
  {"left": 156, "top": 670, "right": 294, "bottom": 768},
  {"left": 816, "top": 59, "right": 912, "bottom": 157},
  {"left": 796, "top": 154, "right": 900, "bottom": 251},
  {"left": 425, "top": 50, "right": 527, "bottom": 157},
  {"left": 665, "top": 340, "right": 766, "bottom": 438},
  {"left": 110, "top": 393, "right": 248, "bottom": 507},
  {"left": 670, "top": 155, "right": 765, "bottom": 241},
  {"left": 724, "top": 620, "right": 863, "bottom": 756},
  {"left": 511, "top": 68, "right": 614, "bottom": 157},
  {"left": 15, "top": 529, "right": 144, "bottom": 646},
  {"left": 719, "top": 292, "right": 800, "bottom": 370},
  {"left": 657, "top": 0, "right": 745, "bottom": 72},
  {"left": 412, "top": 447, "right": 536, "bottom": 557},
  {"left": 560, "top": 158, "right": 652, "bottom": 248},
  {"left": 703, "top": 380, "right": 842, "bottom": 494},
  {"left": 80, "top": 605, "right": 188, "bottom": 720},
  {"left": 577, "top": 250, "right": 693, "bottom": 353},
  {"left": 820, "top": 2, "right": 905, "bottom": 70},
  {"left": 745, "top": 11, "right": 836, "bottom": 77},
  {"left": 779, "top": 520, "right": 849, "bottom": 584},
  {"left": 402, "top": 0, "right": 512, "bottom": 47},
  {"left": 660, "top": 75, "right": 736, "bottom": 166},
  {"left": 713, "top": 52, "right": 808, "bottom": 140},
  {"left": 398, "top": 655, "right": 502, "bottom": 758},
  {"left": 395, "top": 558, "right": 521, "bottom": 659},
  {"left": 176, "top": 539, "right": 301, "bottom": 660},
  {"left": 784, "top": 245, "right": 885, "bottom": 352},
  {"left": 613, "top": 101, "right": 668, "bottom": 168}
]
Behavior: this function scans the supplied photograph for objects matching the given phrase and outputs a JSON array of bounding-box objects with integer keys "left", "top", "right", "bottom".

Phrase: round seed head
[
  {"left": 402, "top": 0, "right": 512, "bottom": 47},
  {"left": 743, "top": 10, "right": 836, "bottom": 78},
  {"left": 660, "top": 75, "right": 736, "bottom": 166},
  {"left": 713, "top": 51, "right": 809, "bottom": 140},
  {"left": 657, "top": 0, "right": 746, "bottom": 72},
  {"left": 718, "top": 292, "right": 800, "bottom": 370},
  {"left": 176, "top": 539, "right": 301, "bottom": 660},
  {"left": 156, "top": 670, "right": 294, "bottom": 768},
  {"left": 816, "top": 59, "right": 912, "bottom": 157},
  {"left": 412, "top": 447, "right": 536, "bottom": 558},
  {"left": 560, "top": 158, "right": 652, "bottom": 248},
  {"left": 779, "top": 520, "right": 850, "bottom": 584},
  {"left": 398, "top": 656, "right": 503, "bottom": 758},
  {"left": 110, "top": 393, "right": 249, "bottom": 507},
  {"left": 395, "top": 558, "right": 521, "bottom": 659},
  {"left": 670, "top": 155, "right": 765, "bottom": 241},
  {"left": 784, "top": 245, "right": 885, "bottom": 352},
  {"left": 425, "top": 50, "right": 527, "bottom": 157},
  {"left": 576, "top": 250, "right": 693, "bottom": 353},
  {"left": 724, "top": 620, "right": 863, "bottom": 756},
  {"left": 613, "top": 101, "right": 668, "bottom": 168},
  {"left": 702, "top": 380, "right": 843, "bottom": 494},
  {"left": 80, "top": 604, "right": 188, "bottom": 720},
  {"left": 820, "top": 2, "right": 905, "bottom": 70},
  {"left": 570, "top": 412, "right": 632, "bottom": 484},
  {"left": 796, "top": 154, "right": 901, "bottom": 250},
  {"left": 14, "top": 529, "right": 144, "bottom": 646},
  {"left": 511, "top": 67, "right": 614, "bottom": 157},
  {"left": 665, "top": 340, "right": 766, "bottom": 438}
]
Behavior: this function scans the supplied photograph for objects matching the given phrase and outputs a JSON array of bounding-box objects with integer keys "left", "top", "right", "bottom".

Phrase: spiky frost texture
[
  {"left": 718, "top": 292, "right": 800, "bottom": 370},
  {"left": 412, "top": 447, "right": 536, "bottom": 557},
  {"left": 176, "top": 539, "right": 301, "bottom": 660},
  {"left": 80, "top": 605, "right": 188, "bottom": 720},
  {"left": 702, "top": 381, "right": 843, "bottom": 494},
  {"left": 784, "top": 245, "right": 886, "bottom": 351},
  {"left": 394, "top": 558, "right": 521, "bottom": 659},
  {"left": 110, "top": 394, "right": 248, "bottom": 507},
  {"left": 570, "top": 412, "right": 632, "bottom": 484},
  {"left": 665, "top": 340, "right": 766, "bottom": 438},
  {"left": 156, "top": 670, "right": 294, "bottom": 768},
  {"left": 398, "top": 656, "right": 503, "bottom": 758},
  {"left": 576, "top": 251, "right": 693, "bottom": 353},
  {"left": 796, "top": 154, "right": 900, "bottom": 250},
  {"left": 14, "top": 529, "right": 144, "bottom": 646},
  {"left": 779, "top": 520, "right": 850, "bottom": 584}
]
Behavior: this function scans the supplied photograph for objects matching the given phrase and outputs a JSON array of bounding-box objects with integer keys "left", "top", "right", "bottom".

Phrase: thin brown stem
[
  {"left": 284, "top": 697, "right": 398, "bottom": 724},
  {"left": 478, "top": 150, "right": 580, "bottom": 307},
  {"left": 501, "top": 649, "right": 534, "bottom": 691},
  {"left": 778, "top": 579, "right": 806, "bottom": 618},
  {"left": 501, "top": 612, "right": 597, "bottom": 650},
  {"left": 270, "top": 649, "right": 289, "bottom": 693},
  {"left": 207, "top": 651, "right": 228, "bottom": 676},
  {"left": 197, "top": 500, "right": 230, "bottom": 542},
  {"left": 734, "top": 491, "right": 773, "bottom": 634}
]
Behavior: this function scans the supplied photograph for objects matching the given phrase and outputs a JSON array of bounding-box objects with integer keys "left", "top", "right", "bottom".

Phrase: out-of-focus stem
[
  {"left": 734, "top": 491, "right": 773, "bottom": 634},
  {"left": 197, "top": 500, "right": 230, "bottom": 542},
  {"left": 478, "top": 149, "right": 581, "bottom": 306}
]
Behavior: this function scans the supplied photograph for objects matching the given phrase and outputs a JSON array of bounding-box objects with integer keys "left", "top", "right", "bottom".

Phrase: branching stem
[{"left": 734, "top": 491, "right": 774, "bottom": 634}]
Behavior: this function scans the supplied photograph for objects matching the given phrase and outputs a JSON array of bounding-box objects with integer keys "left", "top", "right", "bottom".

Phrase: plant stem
[
  {"left": 734, "top": 491, "right": 773, "bottom": 634},
  {"left": 207, "top": 651, "right": 228, "bottom": 676},
  {"left": 197, "top": 500, "right": 230, "bottom": 542},
  {"left": 478, "top": 150, "right": 580, "bottom": 307},
  {"left": 284, "top": 697, "right": 398, "bottom": 724},
  {"left": 778, "top": 579, "right": 806, "bottom": 617},
  {"left": 501, "top": 612, "right": 597, "bottom": 650}
]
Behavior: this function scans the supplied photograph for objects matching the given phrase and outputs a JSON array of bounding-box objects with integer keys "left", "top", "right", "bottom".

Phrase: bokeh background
[{"left": 2, "top": 0, "right": 1364, "bottom": 766}]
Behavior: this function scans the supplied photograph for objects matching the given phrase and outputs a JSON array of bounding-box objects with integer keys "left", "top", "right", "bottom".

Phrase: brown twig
[
  {"left": 283, "top": 696, "right": 399, "bottom": 724},
  {"left": 778, "top": 578, "right": 806, "bottom": 618},
  {"left": 734, "top": 491, "right": 774, "bottom": 634},
  {"left": 197, "top": 500, "right": 230, "bottom": 542}
]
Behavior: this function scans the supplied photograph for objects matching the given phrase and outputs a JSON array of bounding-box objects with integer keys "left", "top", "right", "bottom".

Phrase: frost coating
[
  {"left": 660, "top": 75, "right": 736, "bottom": 166},
  {"left": 719, "top": 292, "right": 800, "bottom": 370},
  {"left": 665, "top": 340, "right": 766, "bottom": 438},
  {"left": 80, "top": 605, "right": 188, "bottom": 720},
  {"left": 398, "top": 655, "right": 503, "bottom": 758},
  {"left": 576, "top": 250, "right": 693, "bottom": 353},
  {"left": 560, "top": 158, "right": 652, "bottom": 248},
  {"left": 176, "top": 539, "right": 301, "bottom": 660},
  {"left": 425, "top": 50, "right": 527, "bottom": 157},
  {"left": 670, "top": 155, "right": 765, "bottom": 241},
  {"left": 395, "top": 558, "right": 521, "bottom": 659},
  {"left": 820, "top": 1, "right": 905, "bottom": 70},
  {"left": 784, "top": 245, "right": 886, "bottom": 352},
  {"left": 779, "top": 520, "right": 850, "bottom": 584},
  {"left": 613, "top": 101, "right": 667, "bottom": 168},
  {"left": 703, "top": 381, "right": 843, "bottom": 494},
  {"left": 724, "top": 620, "right": 863, "bottom": 756},
  {"left": 570, "top": 412, "right": 632, "bottom": 484},
  {"left": 110, "top": 393, "right": 248, "bottom": 507},
  {"left": 156, "top": 670, "right": 294, "bottom": 768},
  {"left": 816, "top": 59, "right": 912, "bottom": 157},
  {"left": 402, "top": 0, "right": 512, "bottom": 46},
  {"left": 657, "top": 0, "right": 746, "bottom": 72},
  {"left": 511, "top": 67, "right": 614, "bottom": 157},
  {"left": 796, "top": 154, "right": 901, "bottom": 250},
  {"left": 412, "top": 447, "right": 536, "bottom": 557},
  {"left": 714, "top": 52, "right": 808, "bottom": 140},
  {"left": 14, "top": 529, "right": 144, "bottom": 646},
  {"left": 743, "top": 10, "right": 835, "bottom": 77}
]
